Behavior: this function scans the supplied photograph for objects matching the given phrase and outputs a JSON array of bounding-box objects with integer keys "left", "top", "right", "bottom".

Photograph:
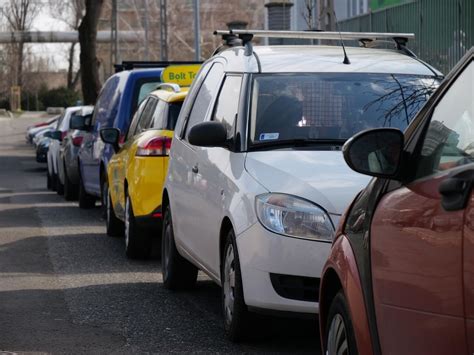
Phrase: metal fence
[{"left": 338, "top": 0, "right": 473, "bottom": 74}]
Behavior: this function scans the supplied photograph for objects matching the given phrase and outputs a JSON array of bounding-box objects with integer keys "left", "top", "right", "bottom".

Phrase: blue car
[{"left": 77, "top": 68, "right": 163, "bottom": 209}]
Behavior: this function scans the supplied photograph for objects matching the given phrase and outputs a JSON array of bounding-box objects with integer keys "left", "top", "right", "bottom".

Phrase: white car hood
[{"left": 244, "top": 150, "right": 371, "bottom": 216}]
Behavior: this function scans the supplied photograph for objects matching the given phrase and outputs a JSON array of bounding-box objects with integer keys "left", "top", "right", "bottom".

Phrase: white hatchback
[{"left": 161, "top": 34, "right": 441, "bottom": 341}]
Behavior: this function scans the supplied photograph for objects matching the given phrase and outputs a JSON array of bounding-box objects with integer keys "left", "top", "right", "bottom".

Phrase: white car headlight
[{"left": 255, "top": 193, "right": 334, "bottom": 242}]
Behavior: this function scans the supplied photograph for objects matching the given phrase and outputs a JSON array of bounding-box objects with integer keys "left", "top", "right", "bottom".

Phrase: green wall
[
  {"left": 370, "top": 0, "right": 408, "bottom": 11},
  {"left": 340, "top": 0, "right": 473, "bottom": 74}
]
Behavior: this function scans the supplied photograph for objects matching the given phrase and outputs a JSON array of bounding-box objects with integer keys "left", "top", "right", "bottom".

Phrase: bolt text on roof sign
[{"left": 161, "top": 65, "right": 201, "bottom": 87}]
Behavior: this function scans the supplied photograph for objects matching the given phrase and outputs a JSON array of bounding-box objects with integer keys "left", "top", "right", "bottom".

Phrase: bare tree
[
  {"left": 2, "top": 0, "right": 40, "bottom": 87},
  {"left": 78, "top": 0, "right": 104, "bottom": 104},
  {"left": 318, "top": 0, "right": 335, "bottom": 31},
  {"left": 301, "top": 0, "right": 316, "bottom": 30},
  {"left": 49, "top": 0, "right": 85, "bottom": 89},
  {"left": 363, "top": 76, "right": 439, "bottom": 127}
]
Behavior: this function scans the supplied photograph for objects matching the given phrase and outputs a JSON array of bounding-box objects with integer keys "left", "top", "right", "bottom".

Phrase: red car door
[{"left": 370, "top": 58, "right": 473, "bottom": 355}]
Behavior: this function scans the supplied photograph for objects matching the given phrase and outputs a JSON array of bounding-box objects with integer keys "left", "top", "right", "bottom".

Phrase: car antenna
[{"left": 333, "top": 11, "right": 350, "bottom": 65}]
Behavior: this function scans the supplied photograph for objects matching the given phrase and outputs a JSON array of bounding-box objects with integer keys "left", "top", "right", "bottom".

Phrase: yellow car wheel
[
  {"left": 124, "top": 194, "right": 152, "bottom": 259},
  {"left": 104, "top": 182, "right": 124, "bottom": 237}
]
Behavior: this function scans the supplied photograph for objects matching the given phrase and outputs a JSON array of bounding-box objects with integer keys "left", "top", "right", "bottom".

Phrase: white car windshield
[{"left": 250, "top": 73, "right": 440, "bottom": 147}]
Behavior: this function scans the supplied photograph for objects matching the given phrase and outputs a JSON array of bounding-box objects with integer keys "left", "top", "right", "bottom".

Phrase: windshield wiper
[{"left": 250, "top": 138, "right": 346, "bottom": 150}]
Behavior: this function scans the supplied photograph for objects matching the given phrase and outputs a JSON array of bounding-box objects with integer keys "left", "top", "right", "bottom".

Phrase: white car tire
[
  {"left": 161, "top": 206, "right": 198, "bottom": 289},
  {"left": 221, "top": 229, "right": 251, "bottom": 342}
]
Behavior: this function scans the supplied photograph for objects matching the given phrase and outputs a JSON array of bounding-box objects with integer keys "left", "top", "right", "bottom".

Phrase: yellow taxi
[{"left": 100, "top": 72, "right": 193, "bottom": 258}]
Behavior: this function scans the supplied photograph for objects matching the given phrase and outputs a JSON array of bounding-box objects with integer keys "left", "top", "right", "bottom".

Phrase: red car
[{"left": 320, "top": 47, "right": 473, "bottom": 355}]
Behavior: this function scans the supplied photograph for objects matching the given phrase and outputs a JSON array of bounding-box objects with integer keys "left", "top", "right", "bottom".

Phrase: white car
[
  {"left": 161, "top": 32, "right": 441, "bottom": 341},
  {"left": 47, "top": 106, "right": 82, "bottom": 192}
]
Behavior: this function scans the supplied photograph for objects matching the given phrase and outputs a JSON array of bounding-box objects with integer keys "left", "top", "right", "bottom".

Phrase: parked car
[
  {"left": 161, "top": 34, "right": 441, "bottom": 340},
  {"left": 36, "top": 136, "right": 51, "bottom": 163},
  {"left": 47, "top": 107, "right": 82, "bottom": 192},
  {"left": 100, "top": 84, "right": 188, "bottom": 258},
  {"left": 29, "top": 118, "right": 58, "bottom": 147},
  {"left": 26, "top": 116, "right": 58, "bottom": 144},
  {"left": 76, "top": 68, "right": 163, "bottom": 209},
  {"left": 32, "top": 125, "right": 56, "bottom": 148},
  {"left": 319, "top": 48, "right": 473, "bottom": 355},
  {"left": 57, "top": 106, "right": 94, "bottom": 200}
]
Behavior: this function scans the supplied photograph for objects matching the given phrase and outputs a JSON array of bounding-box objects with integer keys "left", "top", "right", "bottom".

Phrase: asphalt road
[{"left": 0, "top": 113, "right": 321, "bottom": 354}]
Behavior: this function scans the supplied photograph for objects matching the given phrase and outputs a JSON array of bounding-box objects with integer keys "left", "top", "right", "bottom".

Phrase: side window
[
  {"left": 92, "top": 76, "right": 119, "bottom": 127},
  {"left": 175, "top": 62, "right": 212, "bottom": 136},
  {"left": 150, "top": 100, "right": 168, "bottom": 129},
  {"left": 166, "top": 102, "right": 183, "bottom": 130},
  {"left": 416, "top": 61, "right": 473, "bottom": 179},
  {"left": 126, "top": 98, "right": 148, "bottom": 140},
  {"left": 212, "top": 75, "right": 242, "bottom": 139},
  {"left": 184, "top": 63, "right": 224, "bottom": 140},
  {"left": 135, "top": 97, "right": 157, "bottom": 133},
  {"left": 132, "top": 78, "right": 161, "bottom": 114}
]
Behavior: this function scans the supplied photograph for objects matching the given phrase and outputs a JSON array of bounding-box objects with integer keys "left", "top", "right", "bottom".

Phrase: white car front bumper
[{"left": 236, "top": 222, "right": 331, "bottom": 314}]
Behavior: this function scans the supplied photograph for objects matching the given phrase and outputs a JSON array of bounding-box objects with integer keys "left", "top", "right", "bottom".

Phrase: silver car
[{"left": 57, "top": 106, "right": 94, "bottom": 200}]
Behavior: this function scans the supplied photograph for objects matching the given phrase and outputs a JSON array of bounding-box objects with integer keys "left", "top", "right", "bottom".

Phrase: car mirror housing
[
  {"left": 70, "top": 113, "right": 92, "bottom": 131},
  {"left": 100, "top": 128, "right": 121, "bottom": 153},
  {"left": 49, "top": 130, "right": 62, "bottom": 141},
  {"left": 188, "top": 121, "right": 228, "bottom": 148},
  {"left": 342, "top": 128, "right": 404, "bottom": 179}
]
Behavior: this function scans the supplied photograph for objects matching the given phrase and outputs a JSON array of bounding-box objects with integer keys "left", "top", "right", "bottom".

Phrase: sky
[
  {"left": 29, "top": 3, "right": 72, "bottom": 71},
  {"left": 0, "top": 0, "right": 66, "bottom": 68}
]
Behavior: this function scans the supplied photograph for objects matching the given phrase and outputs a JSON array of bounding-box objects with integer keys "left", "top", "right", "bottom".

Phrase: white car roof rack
[
  {"left": 213, "top": 29, "right": 415, "bottom": 57},
  {"left": 215, "top": 29, "right": 414, "bottom": 42}
]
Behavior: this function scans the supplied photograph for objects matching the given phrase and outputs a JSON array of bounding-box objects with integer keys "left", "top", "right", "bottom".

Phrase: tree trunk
[
  {"left": 78, "top": 0, "right": 104, "bottom": 104},
  {"left": 67, "top": 43, "right": 76, "bottom": 89},
  {"left": 17, "top": 42, "right": 24, "bottom": 87},
  {"left": 71, "top": 68, "right": 81, "bottom": 89}
]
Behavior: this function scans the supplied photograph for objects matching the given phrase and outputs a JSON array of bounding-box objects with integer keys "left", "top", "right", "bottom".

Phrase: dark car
[
  {"left": 36, "top": 136, "right": 50, "bottom": 163},
  {"left": 319, "top": 48, "right": 473, "bottom": 355}
]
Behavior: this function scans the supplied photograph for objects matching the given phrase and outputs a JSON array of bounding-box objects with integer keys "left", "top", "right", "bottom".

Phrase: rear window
[
  {"left": 59, "top": 109, "right": 79, "bottom": 131},
  {"left": 151, "top": 101, "right": 183, "bottom": 130},
  {"left": 132, "top": 78, "right": 161, "bottom": 115},
  {"left": 137, "top": 82, "right": 160, "bottom": 104},
  {"left": 250, "top": 73, "right": 440, "bottom": 147}
]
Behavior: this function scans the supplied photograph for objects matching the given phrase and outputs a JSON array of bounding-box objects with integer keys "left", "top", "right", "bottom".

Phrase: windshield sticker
[{"left": 259, "top": 133, "right": 279, "bottom": 141}]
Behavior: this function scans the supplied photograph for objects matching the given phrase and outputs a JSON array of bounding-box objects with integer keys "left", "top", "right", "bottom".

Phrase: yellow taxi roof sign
[{"left": 161, "top": 64, "right": 201, "bottom": 87}]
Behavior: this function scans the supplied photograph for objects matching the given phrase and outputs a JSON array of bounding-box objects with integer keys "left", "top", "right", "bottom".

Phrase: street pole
[
  {"left": 193, "top": 0, "right": 200, "bottom": 61},
  {"left": 109, "top": 1, "right": 113, "bottom": 76},
  {"left": 159, "top": 0, "right": 168, "bottom": 61},
  {"left": 144, "top": 0, "right": 149, "bottom": 60},
  {"left": 113, "top": 0, "right": 120, "bottom": 66}
]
